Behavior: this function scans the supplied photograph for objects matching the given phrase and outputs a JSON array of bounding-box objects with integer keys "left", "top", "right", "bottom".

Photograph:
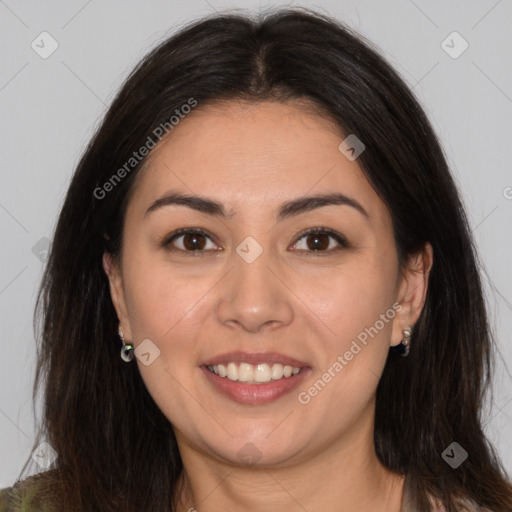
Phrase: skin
[{"left": 103, "top": 100, "right": 433, "bottom": 512}]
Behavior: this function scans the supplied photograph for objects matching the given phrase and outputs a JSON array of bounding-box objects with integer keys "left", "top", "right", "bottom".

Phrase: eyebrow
[{"left": 144, "top": 190, "right": 369, "bottom": 222}]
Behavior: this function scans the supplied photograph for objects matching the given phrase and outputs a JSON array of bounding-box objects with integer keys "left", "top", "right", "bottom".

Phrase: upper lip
[{"left": 201, "top": 351, "right": 310, "bottom": 368}]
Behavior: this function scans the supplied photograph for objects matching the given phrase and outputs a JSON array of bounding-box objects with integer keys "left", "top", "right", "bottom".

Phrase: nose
[{"left": 216, "top": 248, "right": 294, "bottom": 333}]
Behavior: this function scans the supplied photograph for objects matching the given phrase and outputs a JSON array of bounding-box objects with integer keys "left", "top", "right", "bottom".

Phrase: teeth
[
  {"left": 271, "top": 363, "right": 284, "bottom": 380},
  {"left": 208, "top": 362, "right": 303, "bottom": 384}
]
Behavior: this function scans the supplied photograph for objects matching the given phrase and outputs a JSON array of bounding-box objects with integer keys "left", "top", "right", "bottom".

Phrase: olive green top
[
  {"left": 0, "top": 471, "right": 489, "bottom": 511},
  {"left": 0, "top": 473, "right": 59, "bottom": 512}
]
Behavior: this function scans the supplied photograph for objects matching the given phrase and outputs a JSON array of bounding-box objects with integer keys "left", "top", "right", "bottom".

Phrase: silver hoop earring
[
  {"left": 400, "top": 327, "right": 412, "bottom": 357},
  {"left": 119, "top": 328, "right": 134, "bottom": 362}
]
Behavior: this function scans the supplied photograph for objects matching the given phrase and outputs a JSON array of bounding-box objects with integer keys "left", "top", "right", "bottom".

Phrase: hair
[{"left": 18, "top": 6, "right": 512, "bottom": 512}]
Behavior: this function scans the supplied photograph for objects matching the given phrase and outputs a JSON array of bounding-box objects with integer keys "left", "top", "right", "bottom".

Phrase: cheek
[
  {"left": 294, "top": 266, "right": 398, "bottom": 426},
  {"left": 311, "top": 259, "right": 398, "bottom": 348},
  {"left": 123, "top": 264, "right": 202, "bottom": 342},
  {"left": 120, "top": 257, "right": 211, "bottom": 418}
]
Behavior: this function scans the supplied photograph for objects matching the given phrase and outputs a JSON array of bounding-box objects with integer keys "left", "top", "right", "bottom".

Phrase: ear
[
  {"left": 102, "top": 251, "right": 133, "bottom": 342},
  {"left": 390, "top": 242, "right": 433, "bottom": 347}
]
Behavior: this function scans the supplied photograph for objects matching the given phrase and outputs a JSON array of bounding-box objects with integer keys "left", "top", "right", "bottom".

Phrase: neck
[{"left": 172, "top": 412, "right": 405, "bottom": 512}]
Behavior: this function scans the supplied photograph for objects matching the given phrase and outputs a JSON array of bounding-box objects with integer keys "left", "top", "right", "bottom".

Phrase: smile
[{"left": 206, "top": 362, "right": 302, "bottom": 384}]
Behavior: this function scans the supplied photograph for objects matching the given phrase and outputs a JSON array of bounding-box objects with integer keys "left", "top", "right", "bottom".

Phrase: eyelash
[{"left": 161, "top": 226, "right": 349, "bottom": 256}]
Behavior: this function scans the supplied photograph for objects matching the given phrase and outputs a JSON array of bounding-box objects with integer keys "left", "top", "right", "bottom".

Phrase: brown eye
[
  {"left": 305, "top": 233, "right": 330, "bottom": 251},
  {"left": 164, "top": 229, "right": 218, "bottom": 253},
  {"left": 292, "top": 228, "right": 348, "bottom": 252},
  {"left": 181, "top": 233, "right": 207, "bottom": 251}
]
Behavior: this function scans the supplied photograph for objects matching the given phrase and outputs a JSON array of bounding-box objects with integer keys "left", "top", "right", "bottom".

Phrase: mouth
[{"left": 200, "top": 351, "right": 311, "bottom": 404}]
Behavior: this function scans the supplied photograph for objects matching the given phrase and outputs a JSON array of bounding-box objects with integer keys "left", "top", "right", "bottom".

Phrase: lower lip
[{"left": 200, "top": 366, "right": 311, "bottom": 405}]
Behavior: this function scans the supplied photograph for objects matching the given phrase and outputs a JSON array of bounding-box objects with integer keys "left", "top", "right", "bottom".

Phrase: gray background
[{"left": 1, "top": 0, "right": 511, "bottom": 487}]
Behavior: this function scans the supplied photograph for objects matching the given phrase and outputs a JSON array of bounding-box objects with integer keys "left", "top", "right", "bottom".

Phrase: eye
[
  {"left": 163, "top": 228, "right": 219, "bottom": 253},
  {"left": 162, "top": 226, "right": 348, "bottom": 255},
  {"left": 291, "top": 227, "right": 348, "bottom": 253}
]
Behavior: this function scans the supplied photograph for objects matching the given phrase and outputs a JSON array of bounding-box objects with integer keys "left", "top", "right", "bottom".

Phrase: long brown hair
[{"left": 20, "top": 7, "right": 512, "bottom": 511}]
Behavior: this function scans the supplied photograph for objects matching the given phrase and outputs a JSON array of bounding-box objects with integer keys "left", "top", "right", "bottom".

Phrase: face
[{"left": 104, "top": 100, "right": 429, "bottom": 468}]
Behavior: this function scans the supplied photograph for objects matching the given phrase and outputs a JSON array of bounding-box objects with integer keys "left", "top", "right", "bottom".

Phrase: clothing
[
  {"left": 0, "top": 471, "right": 491, "bottom": 511},
  {"left": 0, "top": 472, "right": 58, "bottom": 511}
]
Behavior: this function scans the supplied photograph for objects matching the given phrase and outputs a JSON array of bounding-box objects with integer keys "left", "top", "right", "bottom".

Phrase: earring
[
  {"left": 119, "top": 328, "right": 134, "bottom": 362},
  {"left": 399, "top": 327, "right": 412, "bottom": 357}
]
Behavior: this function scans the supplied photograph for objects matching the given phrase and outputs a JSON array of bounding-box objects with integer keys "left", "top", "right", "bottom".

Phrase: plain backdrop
[{"left": 1, "top": 0, "right": 511, "bottom": 487}]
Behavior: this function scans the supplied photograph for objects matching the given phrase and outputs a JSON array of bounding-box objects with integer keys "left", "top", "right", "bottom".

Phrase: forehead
[{"left": 127, "top": 100, "right": 388, "bottom": 222}]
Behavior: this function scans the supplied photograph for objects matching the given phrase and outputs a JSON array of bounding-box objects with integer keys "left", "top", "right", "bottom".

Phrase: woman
[{"left": 1, "top": 7, "right": 511, "bottom": 512}]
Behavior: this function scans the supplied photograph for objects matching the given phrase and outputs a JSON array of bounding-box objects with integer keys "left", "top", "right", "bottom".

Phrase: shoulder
[{"left": 0, "top": 471, "right": 59, "bottom": 512}]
